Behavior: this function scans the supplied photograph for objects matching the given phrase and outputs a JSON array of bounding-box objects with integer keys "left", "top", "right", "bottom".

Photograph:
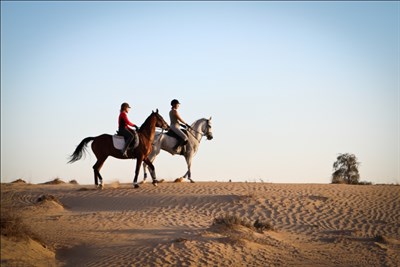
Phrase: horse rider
[
  {"left": 119, "top": 102, "right": 138, "bottom": 157},
  {"left": 169, "top": 99, "right": 190, "bottom": 153}
]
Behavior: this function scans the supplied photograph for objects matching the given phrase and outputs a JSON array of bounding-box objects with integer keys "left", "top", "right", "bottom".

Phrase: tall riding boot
[
  {"left": 181, "top": 140, "right": 188, "bottom": 154},
  {"left": 173, "top": 139, "right": 188, "bottom": 153},
  {"left": 122, "top": 137, "right": 133, "bottom": 157}
]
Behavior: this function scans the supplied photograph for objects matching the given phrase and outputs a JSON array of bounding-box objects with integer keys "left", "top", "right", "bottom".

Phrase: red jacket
[{"left": 119, "top": 111, "right": 136, "bottom": 130}]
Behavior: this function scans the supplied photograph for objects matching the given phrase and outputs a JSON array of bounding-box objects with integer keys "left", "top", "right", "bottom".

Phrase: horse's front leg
[
  {"left": 133, "top": 158, "right": 143, "bottom": 188},
  {"left": 143, "top": 158, "right": 158, "bottom": 187},
  {"left": 184, "top": 153, "right": 195, "bottom": 183}
]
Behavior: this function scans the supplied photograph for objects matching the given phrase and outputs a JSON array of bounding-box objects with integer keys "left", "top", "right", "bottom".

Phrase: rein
[{"left": 187, "top": 126, "right": 207, "bottom": 143}]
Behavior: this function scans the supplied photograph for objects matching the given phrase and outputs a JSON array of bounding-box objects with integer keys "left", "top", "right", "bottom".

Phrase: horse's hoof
[
  {"left": 152, "top": 180, "right": 158, "bottom": 187},
  {"left": 134, "top": 184, "right": 140, "bottom": 189}
]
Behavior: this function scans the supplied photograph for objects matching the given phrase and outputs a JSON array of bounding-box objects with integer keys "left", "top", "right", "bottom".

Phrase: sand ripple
[{"left": 2, "top": 182, "right": 399, "bottom": 266}]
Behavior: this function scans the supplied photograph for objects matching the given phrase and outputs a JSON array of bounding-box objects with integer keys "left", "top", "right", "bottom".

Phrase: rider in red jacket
[{"left": 119, "top": 102, "right": 138, "bottom": 157}]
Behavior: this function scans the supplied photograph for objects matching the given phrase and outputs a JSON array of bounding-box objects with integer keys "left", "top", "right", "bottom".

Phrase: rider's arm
[{"left": 121, "top": 112, "right": 136, "bottom": 128}]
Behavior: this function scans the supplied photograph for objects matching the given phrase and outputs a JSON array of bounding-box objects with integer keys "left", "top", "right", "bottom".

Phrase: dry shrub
[
  {"left": 213, "top": 214, "right": 253, "bottom": 229},
  {"left": 213, "top": 214, "right": 274, "bottom": 233},
  {"left": 1, "top": 210, "right": 35, "bottom": 241},
  {"left": 37, "top": 194, "right": 63, "bottom": 207},
  {"left": 11, "top": 179, "right": 27, "bottom": 184},
  {"left": 174, "top": 237, "right": 188, "bottom": 243},
  {"left": 44, "top": 178, "right": 65, "bottom": 185},
  {"left": 174, "top": 177, "right": 184, "bottom": 183},
  {"left": 254, "top": 218, "right": 274, "bottom": 233},
  {"left": 69, "top": 179, "right": 78, "bottom": 184},
  {"left": 358, "top": 181, "right": 373, "bottom": 185}
]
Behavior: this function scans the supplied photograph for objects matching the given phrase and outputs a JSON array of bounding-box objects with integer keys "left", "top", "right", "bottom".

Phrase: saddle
[
  {"left": 113, "top": 131, "right": 139, "bottom": 151},
  {"left": 166, "top": 128, "right": 189, "bottom": 155},
  {"left": 165, "top": 128, "right": 188, "bottom": 141}
]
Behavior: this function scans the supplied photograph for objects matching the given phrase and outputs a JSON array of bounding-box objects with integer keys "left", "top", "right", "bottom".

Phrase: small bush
[
  {"left": 44, "top": 178, "right": 65, "bottom": 185},
  {"left": 69, "top": 179, "right": 78, "bottom": 184},
  {"left": 37, "top": 194, "right": 63, "bottom": 206},
  {"left": 254, "top": 218, "right": 274, "bottom": 233},
  {"left": 358, "top": 181, "right": 372, "bottom": 185},
  {"left": 11, "top": 179, "right": 27, "bottom": 184},
  {"left": 1, "top": 210, "right": 34, "bottom": 241},
  {"left": 214, "top": 214, "right": 253, "bottom": 229},
  {"left": 213, "top": 214, "right": 274, "bottom": 233}
]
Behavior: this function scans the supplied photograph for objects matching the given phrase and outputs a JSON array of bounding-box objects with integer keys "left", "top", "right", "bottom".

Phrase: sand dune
[{"left": 1, "top": 182, "right": 399, "bottom": 266}]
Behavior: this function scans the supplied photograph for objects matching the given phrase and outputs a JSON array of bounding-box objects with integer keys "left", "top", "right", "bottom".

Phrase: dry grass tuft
[
  {"left": 69, "top": 179, "right": 78, "bottom": 185},
  {"left": 253, "top": 218, "right": 274, "bottom": 233},
  {"left": 11, "top": 179, "right": 27, "bottom": 184},
  {"left": 174, "top": 177, "right": 184, "bottom": 183},
  {"left": 1, "top": 210, "right": 36, "bottom": 241},
  {"left": 213, "top": 214, "right": 253, "bottom": 229},
  {"left": 44, "top": 178, "right": 66, "bottom": 185},
  {"left": 174, "top": 237, "right": 188, "bottom": 243},
  {"left": 213, "top": 214, "right": 274, "bottom": 233},
  {"left": 37, "top": 194, "right": 63, "bottom": 206}
]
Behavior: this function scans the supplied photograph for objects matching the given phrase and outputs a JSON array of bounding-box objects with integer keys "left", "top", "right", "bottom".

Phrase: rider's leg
[{"left": 121, "top": 130, "right": 134, "bottom": 157}]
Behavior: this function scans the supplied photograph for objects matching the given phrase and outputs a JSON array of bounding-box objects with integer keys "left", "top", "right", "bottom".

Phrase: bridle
[{"left": 187, "top": 119, "right": 212, "bottom": 143}]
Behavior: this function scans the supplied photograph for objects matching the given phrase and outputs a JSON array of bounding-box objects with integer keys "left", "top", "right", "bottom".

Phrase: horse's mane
[
  {"left": 138, "top": 112, "right": 156, "bottom": 132},
  {"left": 190, "top": 118, "right": 208, "bottom": 128}
]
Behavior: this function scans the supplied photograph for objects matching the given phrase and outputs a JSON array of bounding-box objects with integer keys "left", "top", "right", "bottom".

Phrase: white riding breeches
[{"left": 171, "top": 124, "right": 188, "bottom": 142}]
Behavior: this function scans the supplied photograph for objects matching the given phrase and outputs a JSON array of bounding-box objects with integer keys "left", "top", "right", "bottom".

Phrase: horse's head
[
  {"left": 203, "top": 117, "right": 213, "bottom": 140},
  {"left": 153, "top": 109, "right": 169, "bottom": 131}
]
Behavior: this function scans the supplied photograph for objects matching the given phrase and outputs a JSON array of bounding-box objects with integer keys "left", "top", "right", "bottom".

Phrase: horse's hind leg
[
  {"left": 143, "top": 158, "right": 158, "bottom": 186},
  {"left": 93, "top": 158, "right": 106, "bottom": 189},
  {"left": 133, "top": 158, "right": 143, "bottom": 188}
]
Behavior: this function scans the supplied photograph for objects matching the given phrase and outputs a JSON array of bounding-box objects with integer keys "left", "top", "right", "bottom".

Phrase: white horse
[{"left": 143, "top": 117, "right": 213, "bottom": 183}]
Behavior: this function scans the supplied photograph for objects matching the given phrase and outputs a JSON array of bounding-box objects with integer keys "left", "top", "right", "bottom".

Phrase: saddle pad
[{"left": 112, "top": 135, "right": 125, "bottom": 150}]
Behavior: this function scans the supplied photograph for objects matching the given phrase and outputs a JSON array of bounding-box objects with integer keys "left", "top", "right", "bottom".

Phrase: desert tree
[{"left": 332, "top": 153, "right": 360, "bottom": 184}]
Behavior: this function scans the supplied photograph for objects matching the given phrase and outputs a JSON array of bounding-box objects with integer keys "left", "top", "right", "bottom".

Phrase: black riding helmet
[
  {"left": 171, "top": 99, "right": 180, "bottom": 106},
  {"left": 120, "top": 102, "right": 131, "bottom": 111}
]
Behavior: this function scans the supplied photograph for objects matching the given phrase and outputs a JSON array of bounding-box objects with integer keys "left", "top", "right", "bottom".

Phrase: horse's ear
[
  {"left": 156, "top": 108, "right": 159, "bottom": 113},
  {"left": 209, "top": 116, "right": 212, "bottom": 120}
]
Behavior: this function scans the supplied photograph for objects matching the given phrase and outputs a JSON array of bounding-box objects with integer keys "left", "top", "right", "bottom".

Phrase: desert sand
[{"left": 1, "top": 181, "right": 399, "bottom": 266}]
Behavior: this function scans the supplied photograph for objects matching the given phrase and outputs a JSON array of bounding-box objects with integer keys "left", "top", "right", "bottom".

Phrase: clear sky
[{"left": 1, "top": 1, "right": 399, "bottom": 184}]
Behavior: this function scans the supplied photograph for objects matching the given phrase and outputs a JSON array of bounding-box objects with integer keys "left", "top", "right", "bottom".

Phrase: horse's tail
[{"left": 68, "top": 137, "right": 95, "bottom": 163}]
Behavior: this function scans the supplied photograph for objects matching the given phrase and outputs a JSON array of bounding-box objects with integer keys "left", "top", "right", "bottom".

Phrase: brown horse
[{"left": 68, "top": 110, "right": 169, "bottom": 188}]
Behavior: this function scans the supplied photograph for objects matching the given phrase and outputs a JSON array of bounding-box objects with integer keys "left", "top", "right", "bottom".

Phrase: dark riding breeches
[{"left": 119, "top": 128, "right": 134, "bottom": 144}]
